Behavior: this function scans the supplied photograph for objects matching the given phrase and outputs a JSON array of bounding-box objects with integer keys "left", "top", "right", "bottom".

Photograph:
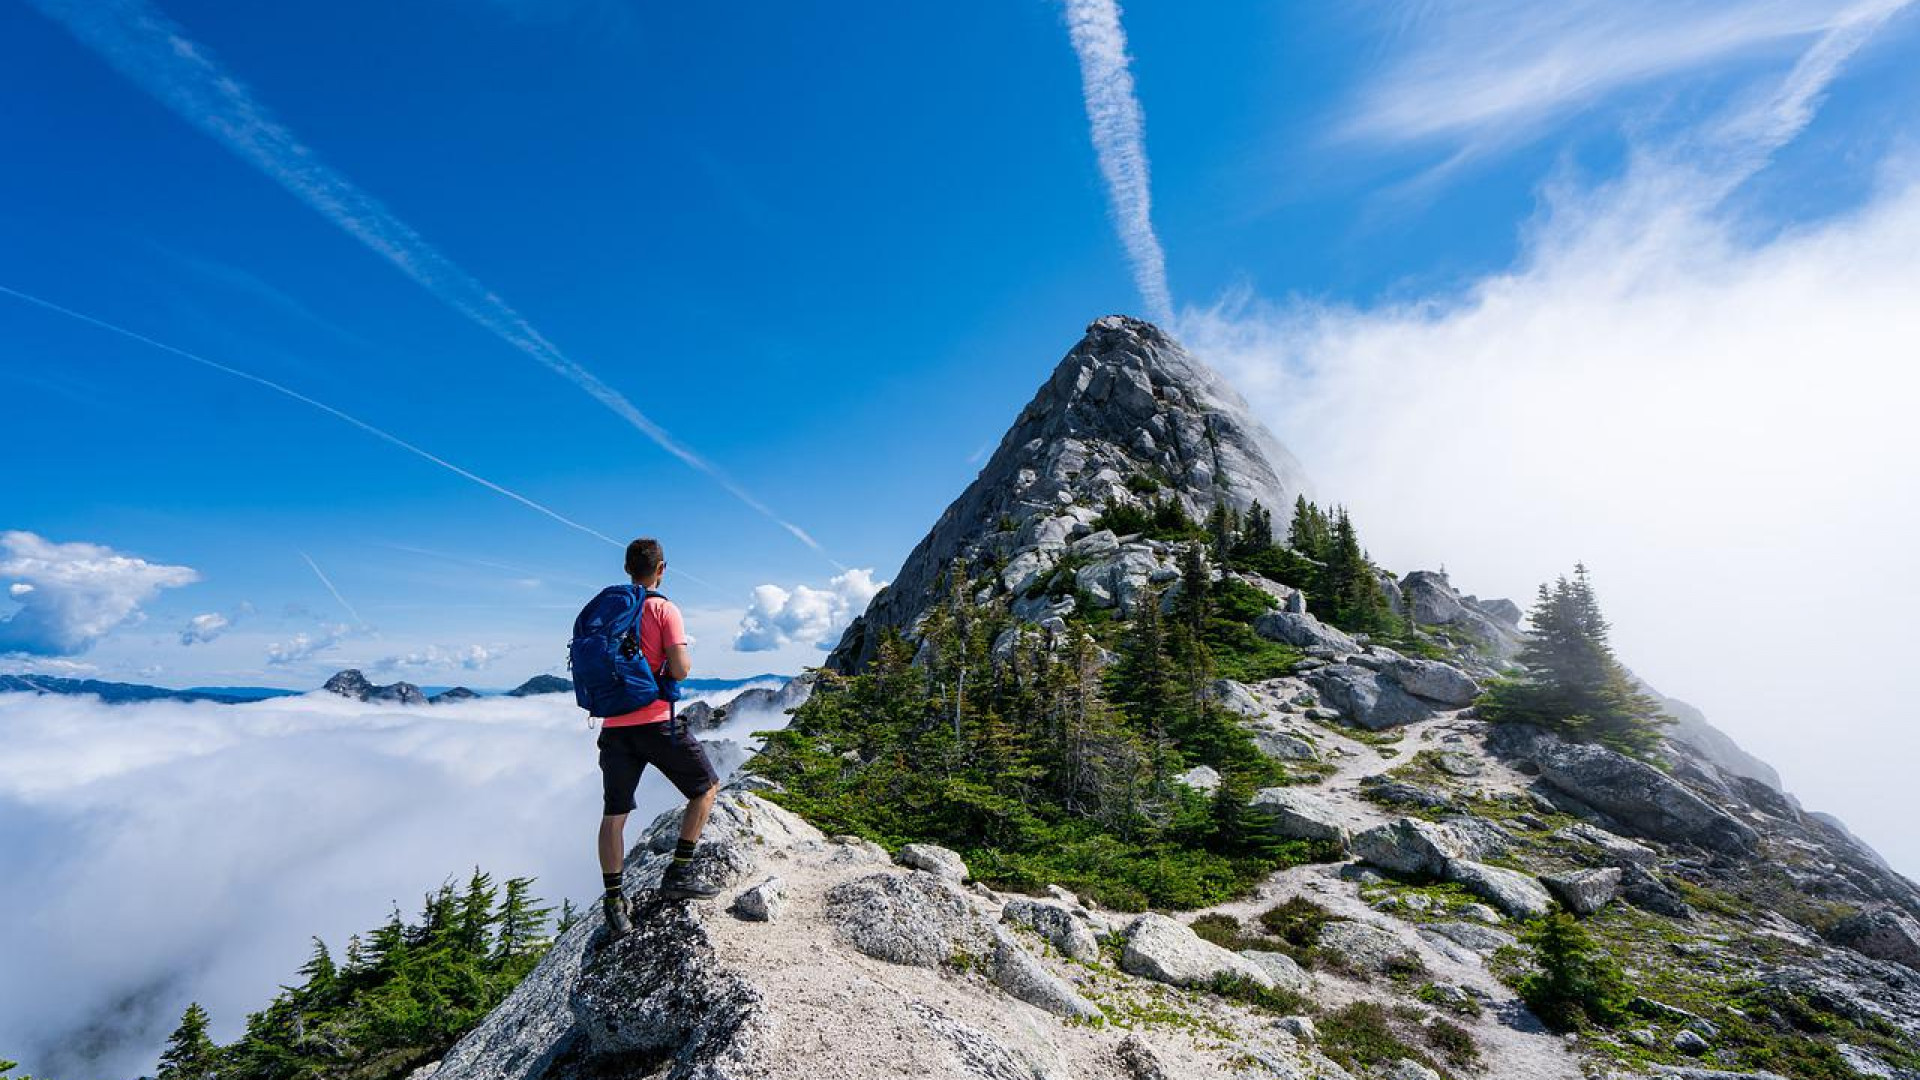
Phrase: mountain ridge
[{"left": 245, "top": 319, "right": 1920, "bottom": 1080}]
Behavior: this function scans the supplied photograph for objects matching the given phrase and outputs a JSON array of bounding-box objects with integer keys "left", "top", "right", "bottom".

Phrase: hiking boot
[
  {"left": 656, "top": 860, "right": 721, "bottom": 901},
  {"left": 603, "top": 893, "right": 633, "bottom": 938}
]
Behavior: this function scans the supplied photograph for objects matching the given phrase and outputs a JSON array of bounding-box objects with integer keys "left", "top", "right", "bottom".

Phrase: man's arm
[
  {"left": 663, "top": 642, "right": 691, "bottom": 682},
  {"left": 660, "top": 601, "right": 691, "bottom": 681}
]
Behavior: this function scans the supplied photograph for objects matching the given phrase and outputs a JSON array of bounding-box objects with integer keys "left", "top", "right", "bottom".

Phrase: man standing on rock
[{"left": 592, "top": 538, "right": 722, "bottom": 938}]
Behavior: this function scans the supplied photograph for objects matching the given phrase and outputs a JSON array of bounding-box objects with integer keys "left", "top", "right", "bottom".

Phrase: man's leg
[
  {"left": 598, "top": 812, "right": 629, "bottom": 875},
  {"left": 597, "top": 729, "right": 644, "bottom": 937},
  {"left": 654, "top": 718, "right": 723, "bottom": 900},
  {"left": 680, "top": 785, "right": 717, "bottom": 845}
]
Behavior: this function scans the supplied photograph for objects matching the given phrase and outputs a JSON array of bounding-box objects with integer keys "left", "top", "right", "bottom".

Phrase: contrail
[
  {"left": 0, "top": 284, "right": 621, "bottom": 549},
  {"left": 299, "top": 550, "right": 365, "bottom": 627},
  {"left": 1062, "top": 0, "right": 1175, "bottom": 326},
  {"left": 23, "top": 0, "right": 834, "bottom": 566}
]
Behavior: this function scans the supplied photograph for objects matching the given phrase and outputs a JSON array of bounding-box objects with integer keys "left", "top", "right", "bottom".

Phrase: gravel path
[{"left": 1189, "top": 702, "right": 1588, "bottom": 1080}]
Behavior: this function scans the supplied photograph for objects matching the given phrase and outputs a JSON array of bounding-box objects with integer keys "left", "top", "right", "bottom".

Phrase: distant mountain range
[{"left": 0, "top": 671, "right": 791, "bottom": 706}]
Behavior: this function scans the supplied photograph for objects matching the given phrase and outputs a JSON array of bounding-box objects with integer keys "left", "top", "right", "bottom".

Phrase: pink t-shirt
[{"left": 602, "top": 595, "right": 686, "bottom": 727}]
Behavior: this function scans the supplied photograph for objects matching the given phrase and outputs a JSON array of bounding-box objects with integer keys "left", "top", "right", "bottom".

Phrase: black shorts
[{"left": 597, "top": 716, "right": 718, "bottom": 816}]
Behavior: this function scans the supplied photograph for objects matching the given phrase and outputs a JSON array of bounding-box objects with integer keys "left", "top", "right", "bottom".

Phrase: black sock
[
  {"left": 673, "top": 838, "right": 697, "bottom": 865},
  {"left": 603, "top": 871, "right": 623, "bottom": 899}
]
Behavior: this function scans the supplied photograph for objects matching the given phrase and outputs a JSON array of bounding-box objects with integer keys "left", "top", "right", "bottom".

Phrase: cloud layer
[
  {"left": 1062, "top": 0, "right": 1174, "bottom": 325},
  {"left": 733, "top": 568, "right": 882, "bottom": 652},
  {"left": 0, "top": 531, "right": 198, "bottom": 656},
  {"left": 0, "top": 684, "right": 776, "bottom": 1080},
  {"left": 1181, "top": 22, "right": 1920, "bottom": 877}
]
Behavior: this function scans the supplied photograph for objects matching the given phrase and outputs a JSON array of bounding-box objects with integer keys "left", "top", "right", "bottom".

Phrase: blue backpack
[{"left": 569, "top": 584, "right": 682, "bottom": 718}]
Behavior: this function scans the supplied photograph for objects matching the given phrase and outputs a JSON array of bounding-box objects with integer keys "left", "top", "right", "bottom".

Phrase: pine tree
[
  {"left": 1518, "top": 910, "right": 1630, "bottom": 1030},
  {"left": 493, "top": 877, "right": 552, "bottom": 968},
  {"left": 157, "top": 1002, "right": 220, "bottom": 1080},
  {"left": 454, "top": 868, "right": 498, "bottom": 959},
  {"left": 1287, "top": 495, "right": 1331, "bottom": 559},
  {"left": 1480, "top": 565, "right": 1672, "bottom": 755},
  {"left": 296, "top": 938, "right": 339, "bottom": 1012},
  {"left": 1205, "top": 503, "right": 1238, "bottom": 560}
]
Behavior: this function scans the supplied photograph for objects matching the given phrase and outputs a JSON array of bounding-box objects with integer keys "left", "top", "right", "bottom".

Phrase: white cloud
[
  {"left": 0, "top": 531, "right": 198, "bottom": 656},
  {"left": 1180, "top": 18, "right": 1920, "bottom": 880},
  {"left": 733, "top": 568, "right": 884, "bottom": 653},
  {"left": 376, "top": 643, "right": 514, "bottom": 673},
  {"left": 1341, "top": 0, "right": 1911, "bottom": 148},
  {"left": 178, "top": 612, "right": 230, "bottom": 646},
  {"left": 264, "top": 623, "right": 351, "bottom": 667},
  {"left": 0, "top": 688, "right": 773, "bottom": 1079},
  {"left": 1062, "top": 0, "right": 1174, "bottom": 325}
]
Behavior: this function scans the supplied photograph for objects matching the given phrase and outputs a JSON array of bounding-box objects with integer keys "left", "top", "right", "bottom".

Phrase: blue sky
[{"left": 4, "top": 0, "right": 1918, "bottom": 705}]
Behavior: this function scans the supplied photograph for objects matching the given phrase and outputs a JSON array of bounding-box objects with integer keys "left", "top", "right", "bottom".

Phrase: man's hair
[{"left": 625, "top": 538, "right": 665, "bottom": 581}]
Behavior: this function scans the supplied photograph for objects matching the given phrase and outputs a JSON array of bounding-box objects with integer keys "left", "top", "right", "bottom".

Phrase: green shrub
[
  {"left": 1317, "top": 1002, "right": 1437, "bottom": 1076},
  {"left": 1257, "top": 896, "right": 1339, "bottom": 953},
  {"left": 1205, "top": 973, "right": 1309, "bottom": 1017},
  {"left": 1518, "top": 910, "right": 1630, "bottom": 1030}
]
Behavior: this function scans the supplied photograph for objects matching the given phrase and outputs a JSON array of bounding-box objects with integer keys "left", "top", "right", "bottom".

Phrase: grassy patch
[{"left": 1317, "top": 1001, "right": 1448, "bottom": 1078}]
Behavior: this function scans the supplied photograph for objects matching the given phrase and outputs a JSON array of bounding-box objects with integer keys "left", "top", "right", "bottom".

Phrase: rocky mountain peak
[
  {"left": 322, "top": 668, "right": 425, "bottom": 706},
  {"left": 828, "top": 316, "right": 1314, "bottom": 671}
]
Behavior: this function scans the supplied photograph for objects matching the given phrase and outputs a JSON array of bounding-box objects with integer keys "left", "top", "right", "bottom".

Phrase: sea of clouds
[{"left": 0, "top": 682, "right": 787, "bottom": 1080}]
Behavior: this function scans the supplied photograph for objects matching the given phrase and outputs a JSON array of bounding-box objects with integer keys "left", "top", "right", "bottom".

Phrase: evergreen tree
[
  {"left": 493, "top": 877, "right": 552, "bottom": 968},
  {"left": 157, "top": 1002, "right": 220, "bottom": 1080},
  {"left": 454, "top": 868, "right": 498, "bottom": 959},
  {"left": 1479, "top": 565, "right": 1672, "bottom": 755},
  {"left": 1287, "top": 495, "right": 1331, "bottom": 560},
  {"left": 1205, "top": 503, "right": 1238, "bottom": 560},
  {"left": 295, "top": 938, "right": 339, "bottom": 1012},
  {"left": 1518, "top": 910, "right": 1630, "bottom": 1030}
]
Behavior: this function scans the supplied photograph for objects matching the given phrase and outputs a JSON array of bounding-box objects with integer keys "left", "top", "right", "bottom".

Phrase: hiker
[{"left": 570, "top": 537, "right": 721, "bottom": 939}]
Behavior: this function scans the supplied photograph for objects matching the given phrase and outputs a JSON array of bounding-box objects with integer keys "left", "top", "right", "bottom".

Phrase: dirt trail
[{"left": 1192, "top": 702, "right": 1587, "bottom": 1080}]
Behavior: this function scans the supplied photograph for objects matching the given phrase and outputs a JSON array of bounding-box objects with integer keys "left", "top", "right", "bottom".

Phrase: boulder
[
  {"left": 1541, "top": 867, "right": 1623, "bottom": 916},
  {"left": 1248, "top": 788, "right": 1350, "bottom": 846},
  {"left": 988, "top": 928, "right": 1100, "bottom": 1019},
  {"left": 1440, "top": 815, "right": 1514, "bottom": 860},
  {"left": 1618, "top": 863, "right": 1695, "bottom": 920},
  {"left": 1556, "top": 823, "right": 1659, "bottom": 866},
  {"left": 1255, "top": 611, "right": 1360, "bottom": 655},
  {"left": 571, "top": 898, "right": 760, "bottom": 1062},
  {"left": 1175, "top": 764, "right": 1222, "bottom": 793},
  {"left": 1303, "top": 664, "right": 1435, "bottom": 731},
  {"left": 1237, "top": 949, "right": 1311, "bottom": 993},
  {"left": 1381, "top": 1061, "right": 1441, "bottom": 1080},
  {"left": 1382, "top": 656, "right": 1480, "bottom": 707},
  {"left": 1315, "top": 920, "right": 1421, "bottom": 976},
  {"left": 1351, "top": 818, "right": 1468, "bottom": 877},
  {"left": 1071, "top": 529, "right": 1120, "bottom": 558},
  {"left": 1829, "top": 909, "right": 1920, "bottom": 972},
  {"left": 1443, "top": 860, "right": 1553, "bottom": 919},
  {"left": 897, "top": 842, "right": 970, "bottom": 882},
  {"left": 1116, "top": 1034, "right": 1173, "bottom": 1080},
  {"left": 824, "top": 872, "right": 992, "bottom": 968},
  {"left": 1001, "top": 897, "right": 1100, "bottom": 963},
  {"left": 1120, "top": 912, "right": 1274, "bottom": 989},
  {"left": 1527, "top": 735, "right": 1760, "bottom": 857},
  {"left": 1418, "top": 921, "right": 1517, "bottom": 957},
  {"left": 729, "top": 876, "right": 784, "bottom": 922},
  {"left": 1208, "top": 678, "right": 1267, "bottom": 718},
  {"left": 1251, "top": 730, "right": 1319, "bottom": 762},
  {"left": 1000, "top": 546, "right": 1060, "bottom": 597},
  {"left": 1359, "top": 777, "right": 1454, "bottom": 813}
]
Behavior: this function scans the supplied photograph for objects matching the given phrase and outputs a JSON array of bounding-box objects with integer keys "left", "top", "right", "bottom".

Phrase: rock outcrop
[
  {"left": 827, "top": 316, "right": 1313, "bottom": 672},
  {"left": 429, "top": 319, "right": 1920, "bottom": 1080},
  {"left": 323, "top": 669, "right": 426, "bottom": 705}
]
